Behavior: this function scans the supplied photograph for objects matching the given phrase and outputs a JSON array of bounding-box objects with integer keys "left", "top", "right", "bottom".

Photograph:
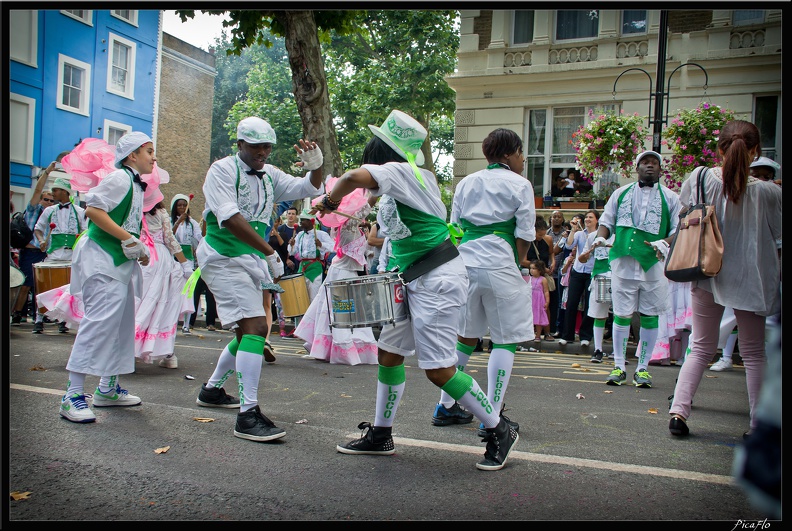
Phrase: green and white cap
[
  {"left": 237, "top": 117, "right": 277, "bottom": 145},
  {"left": 368, "top": 110, "right": 426, "bottom": 166}
]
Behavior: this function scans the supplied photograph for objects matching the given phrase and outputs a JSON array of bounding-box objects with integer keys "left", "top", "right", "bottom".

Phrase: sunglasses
[{"left": 42, "top": 198, "right": 55, "bottom": 203}]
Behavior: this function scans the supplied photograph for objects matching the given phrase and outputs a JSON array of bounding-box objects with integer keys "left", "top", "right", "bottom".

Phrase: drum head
[
  {"left": 34, "top": 260, "right": 72, "bottom": 268},
  {"left": 10, "top": 266, "right": 25, "bottom": 288}
]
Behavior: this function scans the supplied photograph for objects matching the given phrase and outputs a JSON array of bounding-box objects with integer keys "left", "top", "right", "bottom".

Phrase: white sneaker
[
  {"left": 159, "top": 355, "right": 178, "bottom": 369},
  {"left": 580, "top": 340, "right": 590, "bottom": 347},
  {"left": 59, "top": 393, "right": 96, "bottom": 423},
  {"left": 558, "top": 339, "right": 568, "bottom": 346},
  {"left": 182, "top": 327, "right": 191, "bottom": 335},
  {"left": 710, "top": 358, "right": 733, "bottom": 372},
  {"left": 92, "top": 385, "right": 142, "bottom": 407}
]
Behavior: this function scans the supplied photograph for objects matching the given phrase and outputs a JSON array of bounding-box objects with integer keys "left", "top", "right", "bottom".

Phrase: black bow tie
[
  {"left": 638, "top": 181, "right": 655, "bottom": 188},
  {"left": 132, "top": 174, "right": 148, "bottom": 192},
  {"left": 58, "top": 203, "right": 70, "bottom": 209},
  {"left": 246, "top": 168, "right": 265, "bottom": 179}
]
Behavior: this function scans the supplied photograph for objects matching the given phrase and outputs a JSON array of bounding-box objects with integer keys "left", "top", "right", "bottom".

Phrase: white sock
[
  {"left": 236, "top": 349, "right": 263, "bottom": 412},
  {"left": 636, "top": 326, "right": 659, "bottom": 371},
  {"left": 611, "top": 322, "right": 630, "bottom": 371},
  {"left": 375, "top": 379, "right": 405, "bottom": 428},
  {"left": 66, "top": 372, "right": 87, "bottom": 396},
  {"left": 207, "top": 345, "right": 237, "bottom": 388},
  {"left": 721, "top": 332, "right": 738, "bottom": 362},
  {"left": 487, "top": 347, "right": 514, "bottom": 412},
  {"left": 439, "top": 349, "right": 472, "bottom": 408}
]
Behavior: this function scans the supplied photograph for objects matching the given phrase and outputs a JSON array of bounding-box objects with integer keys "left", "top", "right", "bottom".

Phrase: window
[
  {"left": 61, "top": 9, "right": 92, "bottom": 25},
  {"left": 621, "top": 10, "right": 647, "bottom": 35},
  {"left": 107, "top": 33, "right": 136, "bottom": 99},
  {"left": 9, "top": 10, "right": 37, "bottom": 67},
  {"left": 10, "top": 93, "right": 36, "bottom": 164},
  {"left": 555, "top": 10, "right": 599, "bottom": 41},
  {"left": 733, "top": 10, "right": 765, "bottom": 26},
  {"left": 57, "top": 54, "right": 91, "bottom": 115},
  {"left": 111, "top": 10, "right": 138, "bottom": 26},
  {"left": 513, "top": 10, "right": 535, "bottom": 45},
  {"left": 754, "top": 95, "right": 780, "bottom": 161},
  {"left": 104, "top": 119, "right": 132, "bottom": 147}
]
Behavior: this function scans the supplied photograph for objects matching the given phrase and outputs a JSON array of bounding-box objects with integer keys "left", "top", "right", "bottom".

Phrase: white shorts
[
  {"left": 459, "top": 265, "right": 534, "bottom": 344},
  {"left": 611, "top": 274, "right": 668, "bottom": 318},
  {"left": 587, "top": 275, "right": 611, "bottom": 320},
  {"left": 378, "top": 256, "right": 468, "bottom": 370},
  {"left": 200, "top": 260, "right": 266, "bottom": 327}
]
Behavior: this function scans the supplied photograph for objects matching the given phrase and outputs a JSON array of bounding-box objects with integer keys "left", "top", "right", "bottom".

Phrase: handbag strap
[{"left": 697, "top": 167, "right": 709, "bottom": 204}]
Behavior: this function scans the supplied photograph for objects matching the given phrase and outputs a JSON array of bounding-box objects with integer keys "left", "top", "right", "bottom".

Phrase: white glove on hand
[
  {"left": 650, "top": 239, "right": 670, "bottom": 260},
  {"left": 181, "top": 260, "right": 194, "bottom": 279},
  {"left": 121, "top": 236, "right": 147, "bottom": 260},
  {"left": 266, "top": 253, "right": 284, "bottom": 279},
  {"left": 299, "top": 146, "right": 323, "bottom": 171},
  {"left": 593, "top": 236, "right": 608, "bottom": 248}
]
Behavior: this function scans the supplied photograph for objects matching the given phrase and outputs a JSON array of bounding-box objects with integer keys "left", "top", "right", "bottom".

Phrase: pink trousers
[{"left": 669, "top": 287, "right": 766, "bottom": 429}]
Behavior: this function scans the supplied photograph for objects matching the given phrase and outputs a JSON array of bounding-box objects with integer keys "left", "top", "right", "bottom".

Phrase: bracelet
[{"left": 322, "top": 194, "right": 341, "bottom": 211}]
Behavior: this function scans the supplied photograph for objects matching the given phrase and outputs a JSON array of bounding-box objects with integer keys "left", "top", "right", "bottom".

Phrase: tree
[{"left": 175, "top": 9, "right": 361, "bottom": 177}]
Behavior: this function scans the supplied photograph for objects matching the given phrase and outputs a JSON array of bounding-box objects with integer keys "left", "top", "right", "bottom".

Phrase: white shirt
[
  {"left": 290, "top": 228, "right": 334, "bottom": 261},
  {"left": 35, "top": 201, "right": 87, "bottom": 261}
]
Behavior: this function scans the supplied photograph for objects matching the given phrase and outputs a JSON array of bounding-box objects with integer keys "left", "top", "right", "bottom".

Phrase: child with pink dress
[{"left": 528, "top": 259, "right": 551, "bottom": 341}]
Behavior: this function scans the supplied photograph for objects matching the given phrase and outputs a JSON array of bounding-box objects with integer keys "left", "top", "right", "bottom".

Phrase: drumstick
[{"left": 321, "top": 210, "right": 361, "bottom": 222}]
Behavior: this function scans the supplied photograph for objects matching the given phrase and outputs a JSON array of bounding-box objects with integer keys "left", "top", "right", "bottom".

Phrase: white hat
[
  {"left": 51, "top": 176, "right": 72, "bottom": 194},
  {"left": 237, "top": 117, "right": 277, "bottom": 145},
  {"left": 298, "top": 208, "right": 315, "bottom": 221},
  {"left": 170, "top": 193, "right": 190, "bottom": 212},
  {"left": 750, "top": 156, "right": 780, "bottom": 172},
  {"left": 368, "top": 110, "right": 426, "bottom": 166},
  {"left": 634, "top": 150, "right": 662, "bottom": 167},
  {"left": 114, "top": 132, "right": 153, "bottom": 169}
]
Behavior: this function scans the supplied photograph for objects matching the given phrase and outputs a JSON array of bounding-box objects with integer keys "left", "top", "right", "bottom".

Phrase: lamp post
[{"left": 612, "top": 10, "right": 709, "bottom": 152}]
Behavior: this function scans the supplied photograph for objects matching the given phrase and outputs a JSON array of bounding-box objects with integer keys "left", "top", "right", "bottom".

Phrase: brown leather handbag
[{"left": 664, "top": 167, "right": 724, "bottom": 282}]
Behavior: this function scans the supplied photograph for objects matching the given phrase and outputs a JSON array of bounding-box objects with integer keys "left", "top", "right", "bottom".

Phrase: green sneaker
[
  {"left": 606, "top": 368, "right": 627, "bottom": 386},
  {"left": 633, "top": 369, "right": 653, "bottom": 388}
]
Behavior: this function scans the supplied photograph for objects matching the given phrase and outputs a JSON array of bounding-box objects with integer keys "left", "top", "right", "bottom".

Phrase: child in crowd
[{"left": 529, "top": 259, "right": 551, "bottom": 341}]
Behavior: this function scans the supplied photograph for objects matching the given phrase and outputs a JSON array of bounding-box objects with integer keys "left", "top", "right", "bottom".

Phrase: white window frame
[
  {"left": 61, "top": 9, "right": 93, "bottom": 26},
  {"left": 9, "top": 10, "right": 38, "bottom": 67},
  {"left": 106, "top": 32, "right": 136, "bottom": 100},
  {"left": 9, "top": 93, "right": 36, "bottom": 165},
  {"left": 111, "top": 9, "right": 138, "bottom": 26},
  {"left": 103, "top": 119, "right": 133, "bottom": 146},
  {"left": 56, "top": 54, "right": 91, "bottom": 116}
]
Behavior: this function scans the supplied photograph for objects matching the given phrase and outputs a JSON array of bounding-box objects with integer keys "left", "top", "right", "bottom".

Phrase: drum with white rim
[
  {"left": 33, "top": 260, "right": 71, "bottom": 313},
  {"left": 278, "top": 273, "right": 311, "bottom": 317},
  {"left": 10, "top": 264, "right": 26, "bottom": 314},
  {"left": 325, "top": 272, "right": 408, "bottom": 329},
  {"left": 594, "top": 275, "right": 612, "bottom": 303}
]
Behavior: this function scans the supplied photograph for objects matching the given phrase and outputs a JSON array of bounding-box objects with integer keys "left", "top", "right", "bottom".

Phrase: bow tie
[
  {"left": 58, "top": 203, "right": 70, "bottom": 209},
  {"left": 638, "top": 181, "right": 655, "bottom": 188},
  {"left": 132, "top": 174, "right": 148, "bottom": 192},
  {"left": 246, "top": 168, "right": 265, "bottom": 179}
]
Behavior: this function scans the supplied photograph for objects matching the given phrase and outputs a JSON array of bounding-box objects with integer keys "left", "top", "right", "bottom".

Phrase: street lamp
[{"left": 612, "top": 10, "right": 709, "bottom": 152}]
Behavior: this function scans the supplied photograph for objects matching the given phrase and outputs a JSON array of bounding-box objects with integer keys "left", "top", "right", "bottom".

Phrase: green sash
[
  {"left": 459, "top": 217, "right": 518, "bottom": 265},
  {"left": 389, "top": 202, "right": 449, "bottom": 271},
  {"left": 85, "top": 175, "right": 136, "bottom": 267},
  {"left": 180, "top": 244, "right": 194, "bottom": 261},
  {"left": 48, "top": 233, "right": 78, "bottom": 253},
  {"left": 609, "top": 184, "right": 670, "bottom": 272},
  {"left": 299, "top": 259, "right": 324, "bottom": 282},
  {"left": 591, "top": 257, "right": 610, "bottom": 277}
]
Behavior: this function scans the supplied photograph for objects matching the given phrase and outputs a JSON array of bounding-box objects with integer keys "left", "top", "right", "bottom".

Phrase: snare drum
[
  {"left": 10, "top": 264, "right": 25, "bottom": 314},
  {"left": 594, "top": 276, "right": 612, "bottom": 303},
  {"left": 33, "top": 260, "right": 71, "bottom": 312},
  {"left": 325, "top": 272, "right": 409, "bottom": 329},
  {"left": 278, "top": 273, "right": 310, "bottom": 317}
]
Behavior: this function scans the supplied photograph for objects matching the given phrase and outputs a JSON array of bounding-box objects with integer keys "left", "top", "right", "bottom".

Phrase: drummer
[
  {"left": 31, "top": 176, "right": 86, "bottom": 334},
  {"left": 288, "top": 209, "right": 333, "bottom": 302},
  {"left": 576, "top": 232, "right": 615, "bottom": 363}
]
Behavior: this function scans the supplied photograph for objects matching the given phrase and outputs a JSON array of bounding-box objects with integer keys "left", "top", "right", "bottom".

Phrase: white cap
[
  {"left": 237, "top": 117, "right": 277, "bottom": 145},
  {"left": 750, "top": 156, "right": 780, "bottom": 172},
  {"left": 114, "top": 132, "right": 153, "bottom": 169},
  {"left": 634, "top": 150, "right": 662, "bottom": 167}
]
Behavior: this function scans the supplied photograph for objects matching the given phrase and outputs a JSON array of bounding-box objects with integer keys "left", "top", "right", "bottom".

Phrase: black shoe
[
  {"left": 43, "top": 316, "right": 55, "bottom": 324},
  {"left": 478, "top": 409, "right": 519, "bottom": 437},
  {"left": 234, "top": 405, "right": 285, "bottom": 441},
  {"left": 432, "top": 402, "right": 474, "bottom": 426},
  {"left": 58, "top": 322, "right": 69, "bottom": 333},
  {"left": 590, "top": 349, "right": 603, "bottom": 363},
  {"left": 474, "top": 339, "right": 483, "bottom": 352},
  {"left": 336, "top": 422, "right": 395, "bottom": 455},
  {"left": 196, "top": 384, "right": 241, "bottom": 408},
  {"left": 264, "top": 341, "right": 276, "bottom": 363},
  {"left": 10, "top": 311, "right": 24, "bottom": 325},
  {"left": 476, "top": 417, "right": 519, "bottom": 471},
  {"left": 669, "top": 415, "right": 689, "bottom": 437},
  {"left": 32, "top": 321, "right": 44, "bottom": 334}
]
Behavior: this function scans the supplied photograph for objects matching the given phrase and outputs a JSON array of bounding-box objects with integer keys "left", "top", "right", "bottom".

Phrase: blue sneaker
[{"left": 432, "top": 402, "right": 474, "bottom": 426}]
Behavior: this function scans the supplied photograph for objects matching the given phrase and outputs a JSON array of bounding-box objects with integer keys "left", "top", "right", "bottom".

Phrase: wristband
[{"left": 322, "top": 195, "right": 341, "bottom": 211}]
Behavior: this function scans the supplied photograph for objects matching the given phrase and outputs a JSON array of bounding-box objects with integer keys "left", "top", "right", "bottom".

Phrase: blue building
[{"left": 9, "top": 8, "right": 163, "bottom": 206}]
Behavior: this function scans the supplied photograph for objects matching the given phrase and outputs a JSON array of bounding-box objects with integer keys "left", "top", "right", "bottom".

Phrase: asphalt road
[{"left": 5, "top": 321, "right": 774, "bottom": 524}]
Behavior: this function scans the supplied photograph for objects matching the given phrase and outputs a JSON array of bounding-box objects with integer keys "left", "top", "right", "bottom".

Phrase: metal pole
[{"left": 652, "top": 10, "right": 669, "bottom": 152}]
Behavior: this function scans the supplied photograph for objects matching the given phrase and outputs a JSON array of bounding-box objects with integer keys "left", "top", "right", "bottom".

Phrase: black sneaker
[
  {"left": 32, "top": 321, "right": 44, "bottom": 334},
  {"left": 233, "top": 405, "right": 286, "bottom": 441},
  {"left": 336, "top": 422, "right": 395, "bottom": 455},
  {"left": 264, "top": 341, "right": 276, "bottom": 363},
  {"left": 590, "top": 349, "right": 603, "bottom": 363},
  {"left": 196, "top": 383, "right": 241, "bottom": 408},
  {"left": 432, "top": 402, "right": 474, "bottom": 426},
  {"left": 478, "top": 410, "right": 519, "bottom": 437},
  {"left": 58, "top": 322, "right": 69, "bottom": 333},
  {"left": 10, "top": 311, "right": 24, "bottom": 325},
  {"left": 476, "top": 417, "right": 519, "bottom": 471}
]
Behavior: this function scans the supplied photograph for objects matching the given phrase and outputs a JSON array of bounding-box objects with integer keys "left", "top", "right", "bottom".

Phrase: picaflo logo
[
  {"left": 394, "top": 283, "right": 405, "bottom": 304},
  {"left": 493, "top": 369, "right": 506, "bottom": 404},
  {"left": 383, "top": 385, "right": 399, "bottom": 418},
  {"left": 469, "top": 388, "right": 493, "bottom": 414}
]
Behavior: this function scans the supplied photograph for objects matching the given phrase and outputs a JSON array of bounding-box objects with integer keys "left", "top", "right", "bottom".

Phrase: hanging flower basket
[
  {"left": 572, "top": 110, "right": 649, "bottom": 187},
  {"left": 662, "top": 102, "right": 736, "bottom": 192}
]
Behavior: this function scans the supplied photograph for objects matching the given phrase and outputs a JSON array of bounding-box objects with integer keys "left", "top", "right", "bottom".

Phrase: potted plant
[
  {"left": 572, "top": 109, "right": 649, "bottom": 188},
  {"left": 661, "top": 102, "right": 736, "bottom": 192}
]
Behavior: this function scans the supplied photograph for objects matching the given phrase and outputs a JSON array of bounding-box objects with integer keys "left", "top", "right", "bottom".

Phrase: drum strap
[{"left": 400, "top": 238, "right": 459, "bottom": 284}]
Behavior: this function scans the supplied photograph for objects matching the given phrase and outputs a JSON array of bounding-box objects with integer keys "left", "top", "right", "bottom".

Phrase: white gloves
[
  {"left": 593, "top": 236, "right": 608, "bottom": 248},
  {"left": 121, "top": 236, "right": 148, "bottom": 260},
  {"left": 266, "top": 253, "right": 284, "bottom": 279},
  {"left": 650, "top": 239, "right": 670, "bottom": 260},
  {"left": 181, "top": 260, "right": 194, "bottom": 279},
  {"left": 299, "top": 146, "right": 323, "bottom": 171}
]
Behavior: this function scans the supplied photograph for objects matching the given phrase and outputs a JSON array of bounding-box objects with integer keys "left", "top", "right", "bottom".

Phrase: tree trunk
[{"left": 277, "top": 11, "right": 344, "bottom": 178}]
